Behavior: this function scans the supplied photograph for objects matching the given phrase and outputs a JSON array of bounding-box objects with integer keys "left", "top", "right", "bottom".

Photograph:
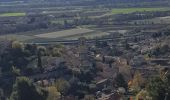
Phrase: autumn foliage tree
[
  {"left": 46, "top": 86, "right": 61, "bottom": 100},
  {"left": 129, "top": 71, "right": 145, "bottom": 93}
]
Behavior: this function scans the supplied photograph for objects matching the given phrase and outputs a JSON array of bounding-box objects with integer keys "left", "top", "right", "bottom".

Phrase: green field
[
  {"left": 0, "top": 12, "right": 26, "bottom": 17},
  {"left": 112, "top": 8, "right": 170, "bottom": 14}
]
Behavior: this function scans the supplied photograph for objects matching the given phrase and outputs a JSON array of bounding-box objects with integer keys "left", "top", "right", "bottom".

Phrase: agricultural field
[
  {"left": 35, "top": 28, "right": 95, "bottom": 38},
  {"left": 51, "top": 19, "right": 74, "bottom": 25},
  {"left": 111, "top": 7, "right": 170, "bottom": 14},
  {"left": 61, "top": 31, "right": 110, "bottom": 40},
  {"left": 0, "top": 27, "right": 112, "bottom": 42},
  {"left": 0, "top": 12, "right": 26, "bottom": 17},
  {"left": 130, "top": 16, "right": 170, "bottom": 25}
]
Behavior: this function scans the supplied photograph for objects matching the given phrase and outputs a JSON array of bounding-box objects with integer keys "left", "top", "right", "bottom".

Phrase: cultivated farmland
[
  {"left": 35, "top": 28, "right": 95, "bottom": 38},
  {"left": 111, "top": 7, "right": 170, "bottom": 14},
  {"left": 0, "top": 12, "right": 26, "bottom": 17}
]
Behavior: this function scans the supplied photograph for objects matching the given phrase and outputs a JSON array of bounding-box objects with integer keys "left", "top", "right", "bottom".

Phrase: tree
[
  {"left": 11, "top": 41, "right": 24, "bottom": 50},
  {"left": 10, "top": 77, "right": 47, "bottom": 100},
  {"left": 37, "top": 46, "right": 46, "bottom": 72},
  {"left": 114, "top": 73, "right": 128, "bottom": 90},
  {"left": 25, "top": 44, "right": 37, "bottom": 55},
  {"left": 46, "top": 86, "right": 61, "bottom": 100},
  {"left": 146, "top": 76, "right": 170, "bottom": 100},
  {"left": 55, "top": 79, "right": 70, "bottom": 95},
  {"left": 130, "top": 71, "right": 145, "bottom": 93},
  {"left": 37, "top": 46, "right": 46, "bottom": 56},
  {"left": 37, "top": 50, "right": 43, "bottom": 72},
  {"left": 52, "top": 47, "right": 61, "bottom": 57},
  {"left": 12, "top": 66, "right": 21, "bottom": 77},
  {"left": 136, "top": 89, "right": 151, "bottom": 100},
  {"left": 84, "top": 95, "right": 95, "bottom": 100},
  {"left": 0, "top": 88, "right": 5, "bottom": 100},
  {"left": 0, "top": 41, "right": 29, "bottom": 72}
]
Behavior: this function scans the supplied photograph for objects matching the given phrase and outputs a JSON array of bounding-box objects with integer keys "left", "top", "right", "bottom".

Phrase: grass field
[
  {"left": 112, "top": 7, "right": 170, "bottom": 14},
  {"left": 0, "top": 12, "right": 26, "bottom": 17}
]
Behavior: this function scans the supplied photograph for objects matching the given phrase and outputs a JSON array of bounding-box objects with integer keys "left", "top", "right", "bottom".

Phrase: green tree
[
  {"left": 37, "top": 46, "right": 46, "bottom": 72},
  {"left": 12, "top": 66, "right": 21, "bottom": 76},
  {"left": 52, "top": 47, "right": 61, "bottom": 57},
  {"left": 37, "top": 46, "right": 46, "bottom": 56},
  {"left": 146, "top": 76, "right": 170, "bottom": 100},
  {"left": 10, "top": 77, "right": 47, "bottom": 100},
  {"left": 37, "top": 50, "right": 43, "bottom": 72},
  {"left": 11, "top": 41, "right": 24, "bottom": 50},
  {"left": 55, "top": 79, "right": 70, "bottom": 95},
  {"left": 0, "top": 88, "right": 4, "bottom": 100}
]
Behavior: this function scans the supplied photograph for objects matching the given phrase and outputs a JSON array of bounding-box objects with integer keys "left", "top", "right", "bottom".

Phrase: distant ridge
[
  {"left": 0, "top": 0, "right": 167, "bottom": 2},
  {"left": 0, "top": 0, "right": 169, "bottom": 6}
]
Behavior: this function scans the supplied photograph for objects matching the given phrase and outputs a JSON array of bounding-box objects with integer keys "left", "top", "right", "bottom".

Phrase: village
[
  {"left": 20, "top": 27, "right": 170, "bottom": 99},
  {"left": 0, "top": 0, "right": 170, "bottom": 100}
]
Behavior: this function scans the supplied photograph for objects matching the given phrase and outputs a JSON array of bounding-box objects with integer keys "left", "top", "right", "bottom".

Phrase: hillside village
[
  {"left": 0, "top": 26, "right": 170, "bottom": 100},
  {"left": 0, "top": 0, "right": 170, "bottom": 100}
]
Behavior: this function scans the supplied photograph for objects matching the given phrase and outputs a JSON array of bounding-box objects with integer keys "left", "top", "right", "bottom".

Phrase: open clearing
[
  {"left": 35, "top": 28, "right": 95, "bottom": 38},
  {"left": 112, "top": 7, "right": 170, "bottom": 14},
  {"left": 0, "top": 12, "right": 26, "bottom": 17}
]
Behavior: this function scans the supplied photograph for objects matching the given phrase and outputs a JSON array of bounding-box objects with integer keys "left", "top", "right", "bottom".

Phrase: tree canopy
[{"left": 10, "top": 77, "right": 47, "bottom": 100}]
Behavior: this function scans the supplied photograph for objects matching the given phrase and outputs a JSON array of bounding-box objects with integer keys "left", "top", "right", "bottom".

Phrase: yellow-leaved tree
[
  {"left": 130, "top": 71, "right": 145, "bottom": 93},
  {"left": 47, "top": 86, "right": 61, "bottom": 100},
  {"left": 136, "top": 89, "right": 152, "bottom": 100}
]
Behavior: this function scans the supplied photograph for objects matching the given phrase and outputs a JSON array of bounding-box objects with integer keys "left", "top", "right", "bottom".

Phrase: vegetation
[
  {"left": 0, "top": 0, "right": 170, "bottom": 100},
  {"left": 114, "top": 73, "right": 128, "bottom": 90},
  {"left": 10, "top": 77, "right": 47, "bottom": 100},
  {"left": 111, "top": 7, "right": 169, "bottom": 14},
  {"left": 55, "top": 79, "right": 70, "bottom": 95},
  {"left": 46, "top": 86, "right": 61, "bottom": 100},
  {"left": 136, "top": 89, "right": 151, "bottom": 100},
  {"left": 0, "top": 13, "right": 26, "bottom": 17},
  {"left": 130, "top": 71, "right": 145, "bottom": 93}
]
